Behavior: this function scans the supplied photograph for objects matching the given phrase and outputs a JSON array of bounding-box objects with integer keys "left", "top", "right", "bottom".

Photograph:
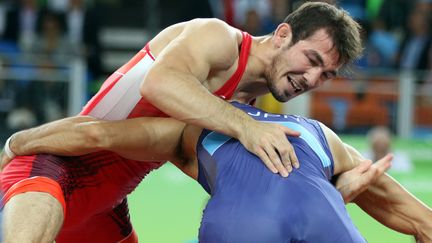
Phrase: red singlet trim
[
  {"left": 2, "top": 176, "right": 67, "bottom": 218},
  {"left": 214, "top": 31, "right": 252, "bottom": 100}
]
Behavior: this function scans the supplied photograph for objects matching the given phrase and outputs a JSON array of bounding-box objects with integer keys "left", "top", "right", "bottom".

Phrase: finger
[
  {"left": 256, "top": 148, "right": 278, "bottom": 174},
  {"left": 354, "top": 159, "right": 373, "bottom": 173},
  {"left": 375, "top": 153, "right": 393, "bottom": 167},
  {"left": 271, "top": 130, "right": 299, "bottom": 170},
  {"left": 274, "top": 140, "right": 293, "bottom": 172},
  {"left": 288, "top": 144, "right": 299, "bottom": 169},
  {"left": 264, "top": 145, "right": 288, "bottom": 177},
  {"left": 278, "top": 144, "right": 297, "bottom": 171},
  {"left": 355, "top": 165, "right": 380, "bottom": 191},
  {"left": 370, "top": 153, "right": 393, "bottom": 175},
  {"left": 279, "top": 125, "right": 300, "bottom": 137}
]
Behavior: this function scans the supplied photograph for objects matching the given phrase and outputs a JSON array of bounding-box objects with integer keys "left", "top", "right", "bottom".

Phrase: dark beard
[
  {"left": 265, "top": 53, "right": 289, "bottom": 102},
  {"left": 268, "top": 79, "right": 288, "bottom": 102}
]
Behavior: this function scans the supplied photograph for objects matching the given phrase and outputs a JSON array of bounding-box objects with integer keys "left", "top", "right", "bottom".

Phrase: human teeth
[{"left": 289, "top": 77, "right": 301, "bottom": 91}]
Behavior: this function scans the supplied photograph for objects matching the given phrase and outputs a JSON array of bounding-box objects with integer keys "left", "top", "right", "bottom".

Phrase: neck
[{"left": 233, "top": 34, "right": 276, "bottom": 103}]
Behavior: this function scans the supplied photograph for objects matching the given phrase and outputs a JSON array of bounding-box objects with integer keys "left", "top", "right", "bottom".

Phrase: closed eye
[
  {"left": 324, "top": 71, "right": 337, "bottom": 80},
  {"left": 305, "top": 50, "right": 324, "bottom": 67},
  {"left": 308, "top": 56, "right": 319, "bottom": 67}
]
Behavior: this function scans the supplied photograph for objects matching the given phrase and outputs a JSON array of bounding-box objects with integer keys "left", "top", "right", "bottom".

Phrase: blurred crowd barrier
[
  {"left": 0, "top": 53, "right": 86, "bottom": 141},
  {"left": 259, "top": 68, "right": 432, "bottom": 139},
  {"left": 1, "top": 50, "right": 431, "bottom": 143},
  {"left": 310, "top": 70, "right": 432, "bottom": 139}
]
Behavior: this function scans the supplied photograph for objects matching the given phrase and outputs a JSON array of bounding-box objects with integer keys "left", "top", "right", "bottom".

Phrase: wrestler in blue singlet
[{"left": 196, "top": 102, "right": 366, "bottom": 243}]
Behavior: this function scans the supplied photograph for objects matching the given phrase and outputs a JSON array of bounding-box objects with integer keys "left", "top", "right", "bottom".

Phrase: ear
[{"left": 273, "top": 23, "right": 292, "bottom": 48}]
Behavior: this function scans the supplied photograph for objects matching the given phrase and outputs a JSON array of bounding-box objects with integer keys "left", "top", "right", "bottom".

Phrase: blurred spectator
[
  {"left": 242, "top": 9, "right": 263, "bottom": 35},
  {"left": 340, "top": 0, "right": 367, "bottom": 21},
  {"left": 377, "top": 0, "right": 413, "bottom": 34},
  {"left": 353, "top": 20, "right": 373, "bottom": 68},
  {"left": 29, "top": 11, "right": 78, "bottom": 64},
  {"left": 27, "top": 11, "right": 73, "bottom": 123},
  {"left": 2, "top": 0, "right": 43, "bottom": 50},
  {"left": 292, "top": 0, "right": 337, "bottom": 9},
  {"left": 366, "top": 18, "right": 400, "bottom": 68},
  {"left": 417, "top": 46, "right": 432, "bottom": 106},
  {"left": 46, "top": 0, "right": 69, "bottom": 12},
  {"left": 211, "top": 0, "right": 271, "bottom": 28},
  {"left": 262, "top": 0, "right": 292, "bottom": 33},
  {"left": 363, "top": 126, "right": 414, "bottom": 173},
  {"left": 0, "top": 77, "right": 15, "bottom": 128},
  {"left": 5, "top": 106, "right": 37, "bottom": 130},
  {"left": 159, "top": 0, "right": 213, "bottom": 28},
  {"left": 396, "top": 3, "right": 432, "bottom": 71},
  {"left": 232, "top": 0, "right": 270, "bottom": 28},
  {"left": 0, "top": 0, "right": 7, "bottom": 36},
  {"left": 63, "top": 0, "right": 102, "bottom": 79}
]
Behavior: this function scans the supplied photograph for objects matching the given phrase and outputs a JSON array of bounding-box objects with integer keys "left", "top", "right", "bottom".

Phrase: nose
[{"left": 304, "top": 67, "right": 323, "bottom": 88}]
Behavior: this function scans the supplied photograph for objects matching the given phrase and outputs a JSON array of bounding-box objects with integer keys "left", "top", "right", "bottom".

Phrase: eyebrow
[{"left": 305, "top": 49, "right": 338, "bottom": 77}]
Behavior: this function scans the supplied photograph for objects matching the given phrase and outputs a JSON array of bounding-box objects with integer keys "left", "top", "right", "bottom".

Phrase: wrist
[
  {"left": 4, "top": 135, "right": 16, "bottom": 159},
  {"left": 233, "top": 116, "right": 255, "bottom": 140},
  {"left": 418, "top": 220, "right": 432, "bottom": 238}
]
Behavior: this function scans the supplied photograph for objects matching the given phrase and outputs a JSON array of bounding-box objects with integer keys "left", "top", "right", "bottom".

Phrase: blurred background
[{"left": 0, "top": 0, "right": 431, "bottom": 242}]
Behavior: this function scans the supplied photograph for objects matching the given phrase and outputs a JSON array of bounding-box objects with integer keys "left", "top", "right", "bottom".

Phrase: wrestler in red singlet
[{"left": 0, "top": 32, "right": 252, "bottom": 242}]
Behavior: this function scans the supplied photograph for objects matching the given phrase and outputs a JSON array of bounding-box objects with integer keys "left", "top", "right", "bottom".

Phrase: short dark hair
[{"left": 283, "top": 2, "right": 363, "bottom": 65}]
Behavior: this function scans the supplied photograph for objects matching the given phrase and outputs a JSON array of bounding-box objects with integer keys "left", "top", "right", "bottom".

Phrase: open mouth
[{"left": 288, "top": 76, "right": 302, "bottom": 93}]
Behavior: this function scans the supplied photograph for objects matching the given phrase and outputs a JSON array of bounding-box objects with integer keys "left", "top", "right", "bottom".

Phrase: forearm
[
  {"left": 142, "top": 69, "right": 251, "bottom": 139},
  {"left": 10, "top": 116, "right": 185, "bottom": 162},
  {"left": 9, "top": 116, "right": 102, "bottom": 156},
  {"left": 353, "top": 173, "right": 432, "bottom": 237},
  {"left": 93, "top": 117, "right": 185, "bottom": 162}
]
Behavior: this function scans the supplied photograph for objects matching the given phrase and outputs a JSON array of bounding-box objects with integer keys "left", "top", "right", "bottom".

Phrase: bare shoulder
[
  {"left": 318, "top": 122, "right": 352, "bottom": 175},
  {"left": 148, "top": 18, "right": 242, "bottom": 78},
  {"left": 184, "top": 18, "right": 239, "bottom": 44},
  {"left": 181, "top": 19, "right": 241, "bottom": 66}
]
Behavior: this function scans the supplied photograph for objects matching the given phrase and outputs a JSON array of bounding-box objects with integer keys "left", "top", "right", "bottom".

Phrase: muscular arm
[
  {"left": 4, "top": 20, "right": 301, "bottom": 177},
  {"left": 3, "top": 116, "right": 186, "bottom": 163},
  {"left": 7, "top": 116, "right": 99, "bottom": 157},
  {"left": 321, "top": 123, "right": 432, "bottom": 239},
  {"left": 1, "top": 113, "right": 200, "bottom": 181},
  {"left": 142, "top": 19, "right": 247, "bottom": 140},
  {"left": 142, "top": 19, "right": 299, "bottom": 176},
  {"left": 353, "top": 173, "right": 432, "bottom": 241}
]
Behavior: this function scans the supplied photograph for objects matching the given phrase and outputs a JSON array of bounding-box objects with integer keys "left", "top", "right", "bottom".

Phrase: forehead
[{"left": 294, "top": 29, "right": 341, "bottom": 68}]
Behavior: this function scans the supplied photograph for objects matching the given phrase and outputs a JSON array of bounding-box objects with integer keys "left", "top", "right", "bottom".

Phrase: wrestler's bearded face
[{"left": 265, "top": 29, "right": 340, "bottom": 102}]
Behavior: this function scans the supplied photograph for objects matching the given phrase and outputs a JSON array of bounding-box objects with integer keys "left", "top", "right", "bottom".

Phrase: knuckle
[
  {"left": 259, "top": 137, "right": 268, "bottom": 144},
  {"left": 269, "top": 155, "right": 279, "bottom": 162},
  {"left": 280, "top": 149, "right": 289, "bottom": 155}
]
